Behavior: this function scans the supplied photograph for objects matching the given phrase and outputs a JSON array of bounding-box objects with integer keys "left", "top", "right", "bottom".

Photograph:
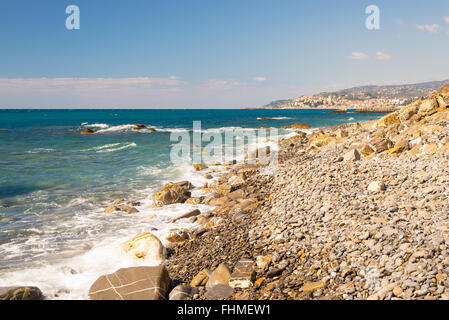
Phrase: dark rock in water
[
  {"left": 328, "top": 109, "right": 347, "bottom": 114},
  {"left": 0, "top": 286, "right": 44, "bottom": 300},
  {"left": 169, "top": 285, "right": 199, "bottom": 300},
  {"left": 134, "top": 124, "right": 147, "bottom": 130},
  {"left": 205, "top": 284, "right": 234, "bottom": 300},
  {"left": 88, "top": 266, "right": 170, "bottom": 300},
  {"left": 80, "top": 128, "right": 96, "bottom": 134}
]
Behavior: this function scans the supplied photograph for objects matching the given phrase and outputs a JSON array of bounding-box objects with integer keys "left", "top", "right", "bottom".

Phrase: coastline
[
  {"left": 4, "top": 87, "right": 449, "bottom": 300},
  {"left": 162, "top": 89, "right": 449, "bottom": 300}
]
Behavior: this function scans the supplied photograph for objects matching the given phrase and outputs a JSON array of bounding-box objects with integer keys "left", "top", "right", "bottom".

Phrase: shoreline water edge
[{"left": 3, "top": 85, "right": 449, "bottom": 300}]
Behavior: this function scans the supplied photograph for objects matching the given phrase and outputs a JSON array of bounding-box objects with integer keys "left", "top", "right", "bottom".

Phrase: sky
[{"left": 0, "top": 0, "right": 449, "bottom": 108}]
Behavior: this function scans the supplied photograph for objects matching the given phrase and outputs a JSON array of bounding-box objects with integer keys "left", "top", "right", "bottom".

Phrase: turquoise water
[{"left": 0, "top": 109, "right": 383, "bottom": 298}]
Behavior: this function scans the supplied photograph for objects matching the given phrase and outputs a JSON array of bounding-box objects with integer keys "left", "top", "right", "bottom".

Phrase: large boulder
[
  {"left": 398, "top": 101, "right": 419, "bottom": 121},
  {"left": 375, "top": 113, "right": 400, "bottom": 128},
  {"left": 88, "top": 266, "right": 170, "bottom": 300},
  {"left": 417, "top": 98, "right": 439, "bottom": 118},
  {"left": 0, "top": 286, "right": 44, "bottom": 300},
  {"left": 153, "top": 182, "right": 191, "bottom": 207},
  {"left": 120, "top": 232, "right": 166, "bottom": 263}
]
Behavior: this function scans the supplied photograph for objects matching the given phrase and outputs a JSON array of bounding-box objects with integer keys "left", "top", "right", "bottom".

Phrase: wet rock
[
  {"left": 121, "top": 232, "right": 166, "bottom": 263},
  {"left": 172, "top": 209, "right": 201, "bottom": 223},
  {"left": 0, "top": 286, "right": 44, "bottom": 300},
  {"left": 153, "top": 182, "right": 191, "bottom": 207}
]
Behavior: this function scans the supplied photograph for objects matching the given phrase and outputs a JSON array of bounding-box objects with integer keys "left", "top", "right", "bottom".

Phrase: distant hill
[
  {"left": 319, "top": 80, "right": 449, "bottom": 100},
  {"left": 262, "top": 99, "right": 292, "bottom": 108},
  {"left": 263, "top": 79, "right": 449, "bottom": 108}
]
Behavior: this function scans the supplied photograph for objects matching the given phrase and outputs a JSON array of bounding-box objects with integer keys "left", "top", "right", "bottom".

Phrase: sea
[{"left": 0, "top": 108, "right": 384, "bottom": 299}]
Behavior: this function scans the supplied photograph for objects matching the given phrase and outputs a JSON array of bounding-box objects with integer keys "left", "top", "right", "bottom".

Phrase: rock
[
  {"left": 229, "top": 258, "right": 255, "bottom": 288},
  {"left": 370, "top": 138, "right": 394, "bottom": 153},
  {"left": 206, "top": 263, "right": 232, "bottom": 289},
  {"left": 367, "top": 181, "right": 386, "bottom": 192},
  {"left": 104, "top": 205, "right": 118, "bottom": 213},
  {"left": 301, "top": 281, "right": 326, "bottom": 292},
  {"left": 116, "top": 205, "right": 139, "bottom": 214},
  {"left": 256, "top": 255, "right": 272, "bottom": 269},
  {"left": 375, "top": 113, "right": 401, "bottom": 127},
  {"left": 80, "top": 128, "right": 96, "bottom": 134},
  {"left": 0, "top": 286, "right": 44, "bottom": 300},
  {"left": 216, "top": 184, "right": 236, "bottom": 196},
  {"left": 280, "top": 123, "right": 311, "bottom": 129},
  {"left": 112, "top": 199, "right": 125, "bottom": 205},
  {"left": 134, "top": 124, "right": 147, "bottom": 130},
  {"left": 228, "top": 189, "right": 244, "bottom": 201},
  {"left": 120, "top": 232, "right": 166, "bottom": 263},
  {"left": 193, "top": 163, "right": 208, "bottom": 171},
  {"left": 266, "top": 268, "right": 284, "bottom": 278},
  {"left": 190, "top": 269, "right": 212, "bottom": 287},
  {"left": 165, "top": 230, "right": 190, "bottom": 244},
  {"left": 169, "top": 285, "right": 199, "bottom": 300},
  {"left": 228, "top": 175, "right": 245, "bottom": 187},
  {"left": 399, "top": 102, "right": 419, "bottom": 121},
  {"left": 360, "top": 144, "right": 375, "bottom": 156},
  {"left": 184, "top": 197, "right": 201, "bottom": 205},
  {"left": 343, "top": 149, "right": 360, "bottom": 161},
  {"left": 89, "top": 266, "right": 170, "bottom": 300},
  {"left": 171, "top": 209, "right": 201, "bottom": 223},
  {"left": 205, "top": 284, "right": 234, "bottom": 300},
  {"left": 153, "top": 182, "right": 191, "bottom": 207},
  {"left": 417, "top": 98, "right": 439, "bottom": 118}
]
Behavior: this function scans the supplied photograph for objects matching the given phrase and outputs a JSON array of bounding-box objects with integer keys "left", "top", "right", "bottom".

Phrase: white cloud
[
  {"left": 0, "top": 77, "right": 185, "bottom": 93},
  {"left": 347, "top": 52, "right": 369, "bottom": 60},
  {"left": 375, "top": 52, "right": 392, "bottom": 60},
  {"left": 415, "top": 24, "right": 439, "bottom": 33},
  {"left": 252, "top": 77, "right": 267, "bottom": 82}
]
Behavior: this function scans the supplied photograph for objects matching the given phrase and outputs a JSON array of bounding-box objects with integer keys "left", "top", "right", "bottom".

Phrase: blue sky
[{"left": 1, "top": 0, "right": 449, "bottom": 108}]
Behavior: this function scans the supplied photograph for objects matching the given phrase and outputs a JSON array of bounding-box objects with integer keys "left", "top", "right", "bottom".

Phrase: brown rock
[
  {"left": 171, "top": 209, "right": 201, "bottom": 223},
  {"left": 0, "top": 286, "right": 44, "bottom": 300},
  {"left": 206, "top": 263, "right": 232, "bottom": 289},
  {"left": 190, "top": 269, "right": 212, "bottom": 287},
  {"left": 370, "top": 138, "right": 393, "bottom": 153},
  {"left": 80, "top": 128, "right": 96, "bottom": 134},
  {"left": 104, "top": 205, "right": 119, "bottom": 213},
  {"left": 281, "top": 123, "right": 311, "bottom": 129},
  {"left": 193, "top": 163, "right": 208, "bottom": 171},
  {"left": 88, "top": 266, "right": 170, "bottom": 300},
  {"left": 229, "top": 258, "right": 255, "bottom": 289},
  {"left": 185, "top": 197, "right": 201, "bottom": 205},
  {"left": 153, "top": 182, "right": 191, "bottom": 207}
]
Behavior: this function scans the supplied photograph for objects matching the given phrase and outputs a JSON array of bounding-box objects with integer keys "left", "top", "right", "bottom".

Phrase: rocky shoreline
[
  {"left": 162, "top": 83, "right": 449, "bottom": 300},
  {"left": 3, "top": 84, "right": 449, "bottom": 300}
]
